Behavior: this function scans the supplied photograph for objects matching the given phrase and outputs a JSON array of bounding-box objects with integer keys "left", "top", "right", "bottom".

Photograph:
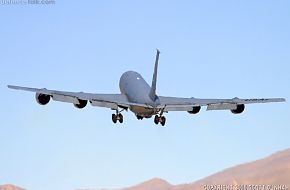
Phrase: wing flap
[
  {"left": 207, "top": 103, "right": 237, "bottom": 111},
  {"left": 233, "top": 98, "right": 286, "bottom": 104},
  {"left": 51, "top": 94, "right": 80, "bottom": 104},
  {"left": 160, "top": 105, "right": 194, "bottom": 112},
  {"left": 90, "top": 100, "right": 118, "bottom": 109}
]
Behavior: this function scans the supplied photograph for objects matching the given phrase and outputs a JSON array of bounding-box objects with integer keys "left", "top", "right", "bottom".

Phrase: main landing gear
[
  {"left": 153, "top": 106, "right": 167, "bottom": 126},
  {"left": 112, "top": 113, "right": 123, "bottom": 123},
  {"left": 154, "top": 115, "right": 166, "bottom": 126},
  {"left": 136, "top": 115, "right": 144, "bottom": 120},
  {"left": 112, "top": 108, "right": 126, "bottom": 124}
]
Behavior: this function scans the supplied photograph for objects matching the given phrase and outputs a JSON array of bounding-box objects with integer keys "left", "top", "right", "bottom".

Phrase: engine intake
[
  {"left": 188, "top": 106, "right": 201, "bottom": 114},
  {"left": 231, "top": 104, "right": 245, "bottom": 114},
  {"left": 74, "top": 99, "right": 87, "bottom": 109},
  {"left": 35, "top": 93, "right": 50, "bottom": 105}
]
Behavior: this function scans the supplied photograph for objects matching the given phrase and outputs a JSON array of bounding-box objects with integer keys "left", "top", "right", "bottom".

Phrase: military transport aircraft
[{"left": 8, "top": 50, "right": 285, "bottom": 126}]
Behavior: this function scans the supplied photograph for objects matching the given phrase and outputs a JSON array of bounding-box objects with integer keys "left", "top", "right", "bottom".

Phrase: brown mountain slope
[
  {"left": 115, "top": 148, "right": 290, "bottom": 190},
  {"left": 5, "top": 149, "right": 289, "bottom": 190},
  {"left": 122, "top": 178, "right": 172, "bottom": 190},
  {"left": 0, "top": 184, "right": 25, "bottom": 190},
  {"left": 189, "top": 148, "right": 290, "bottom": 187}
]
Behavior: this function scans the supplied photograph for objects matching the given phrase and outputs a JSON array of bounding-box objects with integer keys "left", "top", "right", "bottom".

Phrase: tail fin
[{"left": 149, "top": 49, "right": 160, "bottom": 101}]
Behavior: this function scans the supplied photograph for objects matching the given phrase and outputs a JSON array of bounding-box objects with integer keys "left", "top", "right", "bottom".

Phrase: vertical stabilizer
[{"left": 149, "top": 49, "right": 160, "bottom": 101}]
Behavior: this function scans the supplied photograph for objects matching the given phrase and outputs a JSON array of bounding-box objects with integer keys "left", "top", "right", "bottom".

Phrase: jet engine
[
  {"left": 231, "top": 104, "right": 245, "bottom": 114},
  {"left": 35, "top": 93, "right": 50, "bottom": 105},
  {"left": 74, "top": 99, "right": 87, "bottom": 109},
  {"left": 187, "top": 106, "right": 201, "bottom": 114}
]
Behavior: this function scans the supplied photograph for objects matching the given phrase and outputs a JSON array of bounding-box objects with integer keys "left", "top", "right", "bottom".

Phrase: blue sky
[{"left": 1, "top": 1, "right": 290, "bottom": 190}]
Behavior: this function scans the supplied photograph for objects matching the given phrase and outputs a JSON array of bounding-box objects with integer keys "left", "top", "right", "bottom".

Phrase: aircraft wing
[
  {"left": 7, "top": 85, "right": 153, "bottom": 110},
  {"left": 158, "top": 96, "right": 286, "bottom": 112}
]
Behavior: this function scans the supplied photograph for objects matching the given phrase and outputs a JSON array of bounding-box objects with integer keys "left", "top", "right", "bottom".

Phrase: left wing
[
  {"left": 158, "top": 96, "right": 286, "bottom": 112},
  {"left": 7, "top": 85, "right": 153, "bottom": 110}
]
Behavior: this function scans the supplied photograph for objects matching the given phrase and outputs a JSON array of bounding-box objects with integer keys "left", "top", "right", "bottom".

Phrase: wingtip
[
  {"left": 276, "top": 98, "right": 286, "bottom": 102},
  {"left": 7, "top": 85, "right": 21, "bottom": 90}
]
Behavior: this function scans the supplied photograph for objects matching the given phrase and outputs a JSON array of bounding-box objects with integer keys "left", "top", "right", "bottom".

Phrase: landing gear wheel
[
  {"left": 112, "top": 114, "right": 118, "bottom": 123},
  {"left": 154, "top": 115, "right": 166, "bottom": 126},
  {"left": 112, "top": 111, "right": 124, "bottom": 124},
  {"left": 160, "top": 116, "right": 166, "bottom": 126},
  {"left": 136, "top": 115, "right": 144, "bottom": 120},
  {"left": 118, "top": 113, "right": 123, "bottom": 123},
  {"left": 154, "top": 115, "right": 159, "bottom": 125}
]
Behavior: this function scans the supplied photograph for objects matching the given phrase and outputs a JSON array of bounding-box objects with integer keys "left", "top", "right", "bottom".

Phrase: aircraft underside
[{"left": 111, "top": 105, "right": 167, "bottom": 126}]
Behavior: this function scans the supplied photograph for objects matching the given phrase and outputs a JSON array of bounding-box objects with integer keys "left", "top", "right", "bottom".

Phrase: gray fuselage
[{"left": 119, "top": 71, "right": 160, "bottom": 118}]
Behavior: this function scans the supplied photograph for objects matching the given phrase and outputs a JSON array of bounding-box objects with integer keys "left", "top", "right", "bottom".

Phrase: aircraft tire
[
  {"left": 119, "top": 113, "right": 123, "bottom": 123},
  {"left": 161, "top": 116, "right": 166, "bottom": 126},
  {"left": 154, "top": 115, "right": 159, "bottom": 124},
  {"left": 112, "top": 114, "right": 117, "bottom": 123}
]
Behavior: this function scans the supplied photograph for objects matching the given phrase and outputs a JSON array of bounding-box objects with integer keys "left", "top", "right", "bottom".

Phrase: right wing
[
  {"left": 7, "top": 85, "right": 153, "bottom": 110},
  {"left": 158, "top": 96, "right": 286, "bottom": 112}
]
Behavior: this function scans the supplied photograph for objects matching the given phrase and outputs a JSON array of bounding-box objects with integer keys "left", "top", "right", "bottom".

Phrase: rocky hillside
[
  {"left": 0, "top": 184, "right": 25, "bottom": 190},
  {"left": 115, "top": 148, "right": 290, "bottom": 190},
  {"left": 3, "top": 148, "right": 290, "bottom": 190}
]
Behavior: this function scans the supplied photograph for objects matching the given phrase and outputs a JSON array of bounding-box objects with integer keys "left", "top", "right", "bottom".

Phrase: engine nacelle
[
  {"left": 187, "top": 106, "right": 201, "bottom": 114},
  {"left": 231, "top": 104, "right": 245, "bottom": 114},
  {"left": 35, "top": 93, "right": 50, "bottom": 105},
  {"left": 74, "top": 99, "right": 87, "bottom": 109}
]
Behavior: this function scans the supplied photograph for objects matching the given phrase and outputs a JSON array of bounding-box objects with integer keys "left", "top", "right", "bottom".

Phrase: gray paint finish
[{"left": 7, "top": 50, "right": 286, "bottom": 125}]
